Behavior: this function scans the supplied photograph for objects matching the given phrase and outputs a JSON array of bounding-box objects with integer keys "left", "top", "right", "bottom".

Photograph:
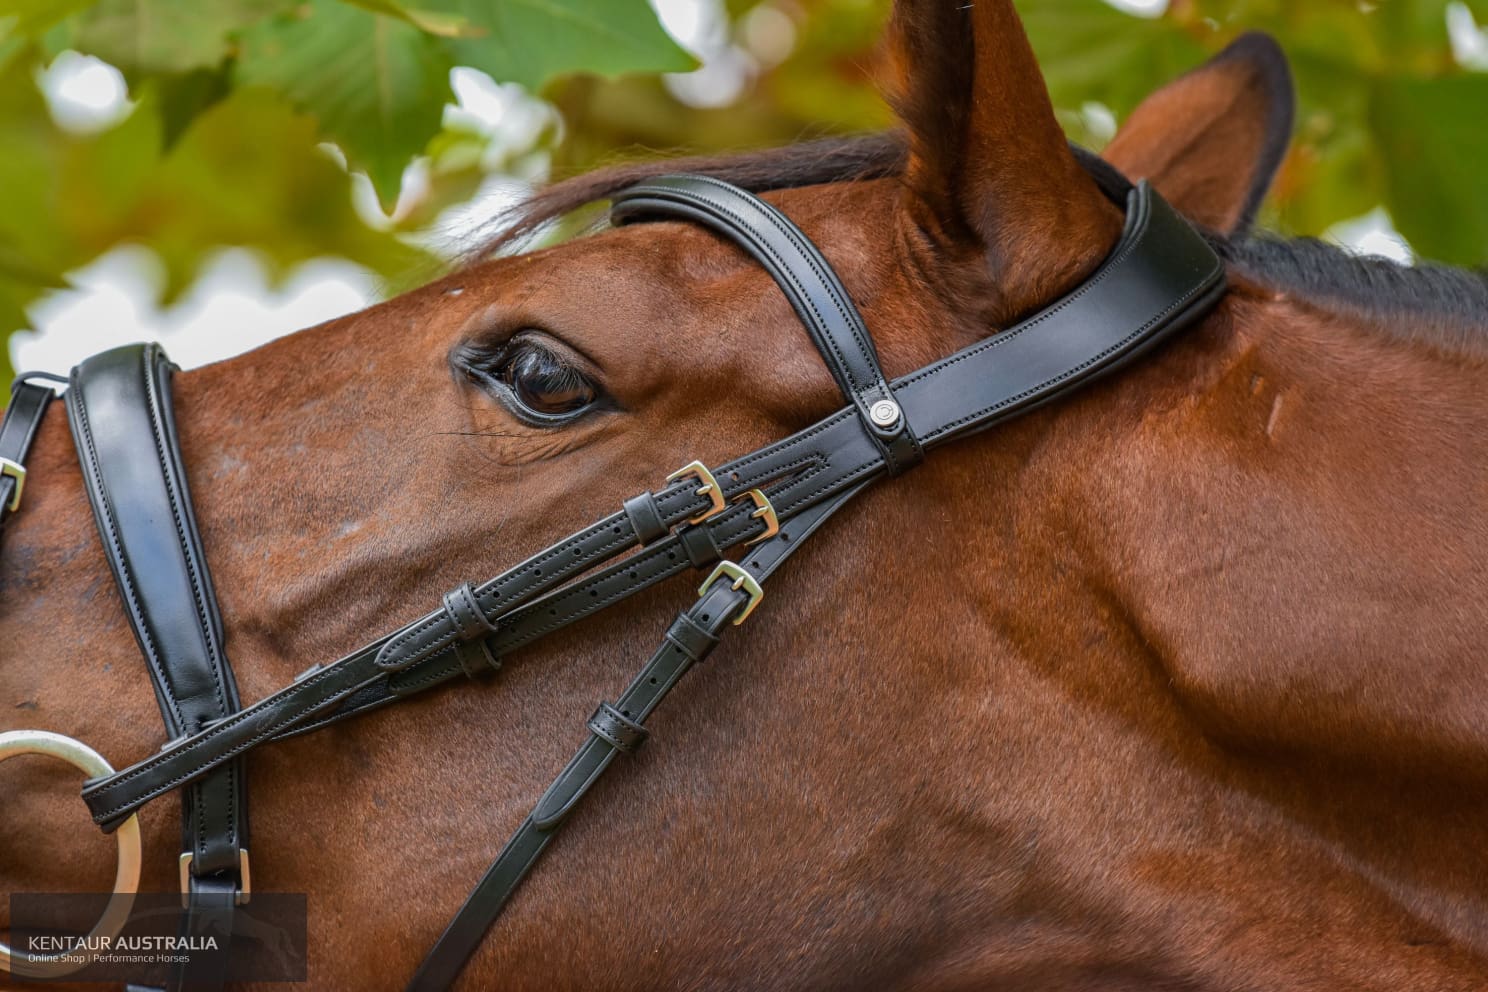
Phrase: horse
[{"left": 4, "top": 0, "right": 1486, "bottom": 987}]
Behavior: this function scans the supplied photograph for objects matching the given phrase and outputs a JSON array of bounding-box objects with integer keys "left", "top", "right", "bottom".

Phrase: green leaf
[
  {"left": 1016, "top": 0, "right": 1211, "bottom": 123},
  {"left": 341, "top": 0, "right": 475, "bottom": 38},
  {"left": 0, "top": 44, "right": 157, "bottom": 341},
  {"left": 156, "top": 67, "right": 232, "bottom": 147},
  {"left": 133, "top": 86, "right": 435, "bottom": 298},
  {"left": 1372, "top": 73, "right": 1488, "bottom": 265},
  {"left": 0, "top": 255, "right": 51, "bottom": 358},
  {"left": 236, "top": 0, "right": 453, "bottom": 209},
  {"left": 0, "top": 47, "right": 89, "bottom": 317},
  {"left": 1268, "top": 49, "right": 1385, "bottom": 237},
  {"left": 435, "top": 0, "right": 695, "bottom": 93},
  {"left": 0, "top": 0, "right": 93, "bottom": 40},
  {"left": 0, "top": 39, "right": 432, "bottom": 346},
  {"left": 58, "top": 0, "right": 292, "bottom": 76}
]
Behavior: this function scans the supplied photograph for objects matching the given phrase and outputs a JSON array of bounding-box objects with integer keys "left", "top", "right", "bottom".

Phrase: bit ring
[{"left": 0, "top": 730, "right": 141, "bottom": 978}]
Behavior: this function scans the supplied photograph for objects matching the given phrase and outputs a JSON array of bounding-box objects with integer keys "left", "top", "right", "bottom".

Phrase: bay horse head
[{"left": 3, "top": 1, "right": 1486, "bottom": 988}]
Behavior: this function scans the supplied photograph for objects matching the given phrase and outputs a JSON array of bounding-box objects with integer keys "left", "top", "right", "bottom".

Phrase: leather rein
[{"left": 0, "top": 169, "right": 1226, "bottom": 989}]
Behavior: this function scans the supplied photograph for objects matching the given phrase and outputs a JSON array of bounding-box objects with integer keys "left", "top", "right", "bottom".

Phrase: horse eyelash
[
  {"left": 450, "top": 334, "right": 611, "bottom": 428},
  {"left": 449, "top": 337, "right": 513, "bottom": 381},
  {"left": 451, "top": 332, "right": 586, "bottom": 380}
]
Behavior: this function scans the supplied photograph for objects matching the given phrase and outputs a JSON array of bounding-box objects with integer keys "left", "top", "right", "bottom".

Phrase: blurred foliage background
[{"left": 1, "top": 0, "right": 1486, "bottom": 389}]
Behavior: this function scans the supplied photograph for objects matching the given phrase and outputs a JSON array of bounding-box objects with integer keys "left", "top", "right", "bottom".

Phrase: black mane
[
  {"left": 1210, "top": 234, "right": 1488, "bottom": 354},
  {"left": 483, "top": 133, "right": 1488, "bottom": 353}
]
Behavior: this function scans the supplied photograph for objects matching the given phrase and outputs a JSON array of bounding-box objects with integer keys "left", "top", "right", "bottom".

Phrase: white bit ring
[{"left": 0, "top": 730, "right": 141, "bottom": 978}]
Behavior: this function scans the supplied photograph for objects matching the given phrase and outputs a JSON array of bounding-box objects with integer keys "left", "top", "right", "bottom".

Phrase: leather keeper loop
[
  {"left": 454, "top": 638, "right": 500, "bottom": 678},
  {"left": 622, "top": 491, "right": 667, "bottom": 545},
  {"left": 587, "top": 701, "right": 647, "bottom": 754},
  {"left": 379, "top": 582, "right": 497, "bottom": 672},
  {"left": 880, "top": 420, "right": 925, "bottom": 477},
  {"left": 665, "top": 610, "right": 718, "bottom": 662},
  {"left": 677, "top": 523, "right": 722, "bottom": 570},
  {"left": 443, "top": 582, "right": 496, "bottom": 642}
]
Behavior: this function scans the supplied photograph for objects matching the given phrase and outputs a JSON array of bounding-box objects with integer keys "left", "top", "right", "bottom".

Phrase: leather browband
[{"left": 0, "top": 166, "right": 1225, "bottom": 991}]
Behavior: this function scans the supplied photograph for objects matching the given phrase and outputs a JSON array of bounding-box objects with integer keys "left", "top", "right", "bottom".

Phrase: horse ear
[
  {"left": 1103, "top": 33, "right": 1295, "bottom": 235},
  {"left": 884, "top": 0, "right": 1123, "bottom": 321}
]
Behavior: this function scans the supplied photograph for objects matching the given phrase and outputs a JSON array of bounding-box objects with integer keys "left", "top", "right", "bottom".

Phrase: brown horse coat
[{"left": 3, "top": 2, "right": 1486, "bottom": 988}]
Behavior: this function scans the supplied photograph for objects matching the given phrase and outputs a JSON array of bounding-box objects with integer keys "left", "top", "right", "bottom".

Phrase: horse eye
[
  {"left": 457, "top": 336, "right": 599, "bottom": 423},
  {"left": 502, "top": 345, "right": 596, "bottom": 418}
]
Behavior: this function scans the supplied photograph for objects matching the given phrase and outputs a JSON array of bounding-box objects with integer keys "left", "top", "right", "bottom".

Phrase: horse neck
[
  {"left": 1060, "top": 283, "right": 1488, "bottom": 778},
  {"left": 642, "top": 281, "right": 1488, "bottom": 985},
  {"left": 844, "top": 286, "right": 1488, "bottom": 983}
]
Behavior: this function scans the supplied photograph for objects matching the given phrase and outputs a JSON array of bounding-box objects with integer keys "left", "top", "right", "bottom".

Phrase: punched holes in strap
[
  {"left": 441, "top": 583, "right": 501, "bottom": 678},
  {"left": 586, "top": 702, "right": 647, "bottom": 754}
]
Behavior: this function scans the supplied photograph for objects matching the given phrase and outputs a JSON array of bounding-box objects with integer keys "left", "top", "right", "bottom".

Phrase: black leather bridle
[{"left": 0, "top": 168, "right": 1225, "bottom": 990}]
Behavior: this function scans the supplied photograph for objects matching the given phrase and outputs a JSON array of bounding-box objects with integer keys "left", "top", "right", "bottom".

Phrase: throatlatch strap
[{"left": 67, "top": 343, "right": 247, "bottom": 988}]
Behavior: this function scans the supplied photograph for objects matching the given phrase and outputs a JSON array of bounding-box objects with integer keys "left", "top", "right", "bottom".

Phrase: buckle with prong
[
  {"left": 666, "top": 460, "right": 726, "bottom": 525},
  {"left": 1, "top": 458, "right": 25, "bottom": 513},
  {"left": 179, "top": 849, "right": 252, "bottom": 908},
  {"left": 698, "top": 561, "right": 764, "bottom": 626},
  {"left": 735, "top": 489, "right": 779, "bottom": 546}
]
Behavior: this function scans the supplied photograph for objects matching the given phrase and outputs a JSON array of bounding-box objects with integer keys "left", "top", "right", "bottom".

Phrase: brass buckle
[
  {"left": 666, "top": 460, "right": 726, "bottom": 525},
  {"left": 179, "top": 849, "right": 252, "bottom": 907},
  {"left": 736, "top": 489, "right": 779, "bottom": 546},
  {"left": 698, "top": 561, "right": 764, "bottom": 626},
  {"left": 1, "top": 458, "right": 25, "bottom": 513}
]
